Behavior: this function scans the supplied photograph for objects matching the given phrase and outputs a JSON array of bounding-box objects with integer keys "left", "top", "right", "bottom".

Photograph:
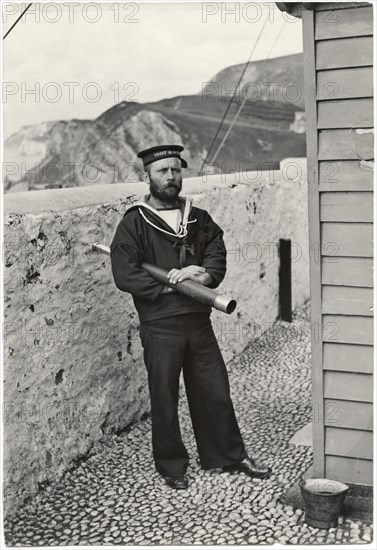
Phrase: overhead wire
[
  {"left": 3, "top": 3, "right": 33, "bottom": 40},
  {"left": 209, "top": 19, "right": 287, "bottom": 168},
  {"left": 198, "top": 13, "right": 269, "bottom": 176}
]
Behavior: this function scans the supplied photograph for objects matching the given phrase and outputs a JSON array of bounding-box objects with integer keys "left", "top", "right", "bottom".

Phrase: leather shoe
[
  {"left": 163, "top": 474, "right": 189, "bottom": 489},
  {"left": 222, "top": 457, "right": 272, "bottom": 479}
]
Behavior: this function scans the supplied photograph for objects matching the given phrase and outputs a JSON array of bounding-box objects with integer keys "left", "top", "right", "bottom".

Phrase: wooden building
[{"left": 277, "top": 2, "right": 374, "bottom": 487}]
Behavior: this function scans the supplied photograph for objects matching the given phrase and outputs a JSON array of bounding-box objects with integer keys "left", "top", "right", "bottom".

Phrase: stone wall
[{"left": 3, "top": 159, "right": 309, "bottom": 515}]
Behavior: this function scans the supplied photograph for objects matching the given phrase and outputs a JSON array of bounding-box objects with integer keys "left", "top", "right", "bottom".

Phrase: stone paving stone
[{"left": 4, "top": 302, "right": 374, "bottom": 546}]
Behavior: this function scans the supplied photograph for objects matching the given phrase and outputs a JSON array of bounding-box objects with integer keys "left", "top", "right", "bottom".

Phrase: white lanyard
[{"left": 138, "top": 199, "right": 197, "bottom": 238}]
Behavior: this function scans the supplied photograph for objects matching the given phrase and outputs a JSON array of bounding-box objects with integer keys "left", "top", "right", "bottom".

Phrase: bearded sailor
[{"left": 110, "top": 144, "right": 272, "bottom": 489}]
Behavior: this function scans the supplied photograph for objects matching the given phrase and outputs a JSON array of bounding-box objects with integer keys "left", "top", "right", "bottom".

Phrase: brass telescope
[{"left": 92, "top": 242, "right": 237, "bottom": 315}]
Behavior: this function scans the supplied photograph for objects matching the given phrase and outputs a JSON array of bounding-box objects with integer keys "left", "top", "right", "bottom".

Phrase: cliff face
[
  {"left": 4, "top": 110, "right": 192, "bottom": 191},
  {"left": 4, "top": 122, "right": 57, "bottom": 192},
  {"left": 4, "top": 54, "right": 306, "bottom": 192}
]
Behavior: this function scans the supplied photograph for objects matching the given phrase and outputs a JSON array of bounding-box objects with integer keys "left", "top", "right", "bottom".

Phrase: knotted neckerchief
[{"left": 173, "top": 240, "right": 195, "bottom": 268}]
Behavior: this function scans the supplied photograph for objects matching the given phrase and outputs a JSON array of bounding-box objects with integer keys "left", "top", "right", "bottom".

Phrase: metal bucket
[{"left": 300, "top": 478, "right": 350, "bottom": 529}]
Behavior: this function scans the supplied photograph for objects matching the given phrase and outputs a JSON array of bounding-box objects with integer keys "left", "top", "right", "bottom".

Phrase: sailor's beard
[{"left": 149, "top": 177, "right": 182, "bottom": 203}]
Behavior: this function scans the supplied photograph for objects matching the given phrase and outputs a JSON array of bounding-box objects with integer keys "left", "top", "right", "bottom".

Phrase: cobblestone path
[{"left": 4, "top": 303, "right": 373, "bottom": 546}]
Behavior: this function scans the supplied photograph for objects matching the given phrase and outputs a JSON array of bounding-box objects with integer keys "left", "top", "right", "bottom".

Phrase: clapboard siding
[
  {"left": 322, "top": 257, "right": 373, "bottom": 287},
  {"left": 323, "top": 342, "right": 373, "bottom": 374},
  {"left": 321, "top": 223, "right": 373, "bottom": 257},
  {"left": 324, "top": 371, "right": 373, "bottom": 403},
  {"left": 322, "top": 286, "right": 373, "bottom": 316},
  {"left": 326, "top": 455, "right": 373, "bottom": 486},
  {"left": 317, "top": 68, "right": 373, "bottom": 100},
  {"left": 323, "top": 314, "right": 374, "bottom": 345},
  {"left": 318, "top": 129, "right": 374, "bottom": 160},
  {"left": 302, "top": 4, "right": 374, "bottom": 485},
  {"left": 319, "top": 160, "right": 374, "bottom": 191},
  {"left": 324, "top": 399, "right": 373, "bottom": 430},
  {"left": 316, "top": 36, "right": 373, "bottom": 69},
  {"left": 325, "top": 427, "right": 373, "bottom": 459},
  {"left": 315, "top": 6, "right": 373, "bottom": 40},
  {"left": 316, "top": 35, "right": 373, "bottom": 70},
  {"left": 320, "top": 192, "right": 373, "bottom": 222},
  {"left": 317, "top": 98, "right": 373, "bottom": 129}
]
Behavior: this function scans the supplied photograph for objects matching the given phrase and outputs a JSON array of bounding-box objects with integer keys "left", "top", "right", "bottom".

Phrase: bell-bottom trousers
[{"left": 139, "top": 312, "right": 247, "bottom": 476}]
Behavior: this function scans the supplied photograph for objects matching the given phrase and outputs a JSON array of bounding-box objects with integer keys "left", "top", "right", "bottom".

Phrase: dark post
[{"left": 278, "top": 239, "right": 292, "bottom": 322}]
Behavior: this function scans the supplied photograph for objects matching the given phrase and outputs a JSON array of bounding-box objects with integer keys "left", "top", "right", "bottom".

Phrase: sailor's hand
[
  {"left": 167, "top": 265, "right": 206, "bottom": 284},
  {"left": 191, "top": 272, "right": 214, "bottom": 286}
]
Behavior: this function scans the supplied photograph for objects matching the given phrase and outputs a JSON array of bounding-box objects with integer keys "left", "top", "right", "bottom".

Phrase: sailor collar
[{"left": 127, "top": 195, "right": 197, "bottom": 238}]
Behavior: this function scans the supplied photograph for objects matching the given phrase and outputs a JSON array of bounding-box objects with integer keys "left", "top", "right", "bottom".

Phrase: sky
[{"left": 2, "top": 1, "right": 303, "bottom": 138}]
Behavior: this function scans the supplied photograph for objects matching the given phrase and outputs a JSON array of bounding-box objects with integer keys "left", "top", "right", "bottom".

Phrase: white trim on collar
[{"left": 131, "top": 197, "right": 196, "bottom": 238}]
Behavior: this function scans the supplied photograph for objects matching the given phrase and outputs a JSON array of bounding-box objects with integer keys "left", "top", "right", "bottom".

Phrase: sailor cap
[{"left": 137, "top": 144, "right": 188, "bottom": 168}]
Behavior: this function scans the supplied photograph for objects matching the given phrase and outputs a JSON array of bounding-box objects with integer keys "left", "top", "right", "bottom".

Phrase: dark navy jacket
[{"left": 110, "top": 195, "right": 227, "bottom": 322}]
